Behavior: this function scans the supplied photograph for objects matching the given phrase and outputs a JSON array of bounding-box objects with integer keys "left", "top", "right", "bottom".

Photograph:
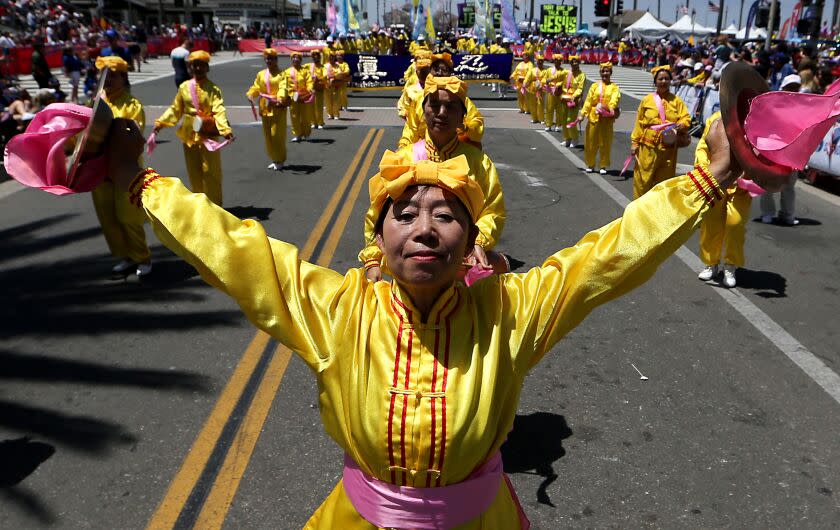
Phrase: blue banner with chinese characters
[{"left": 345, "top": 53, "right": 514, "bottom": 90}]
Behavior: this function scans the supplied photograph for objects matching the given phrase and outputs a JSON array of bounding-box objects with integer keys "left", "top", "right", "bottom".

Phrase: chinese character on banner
[
  {"left": 455, "top": 55, "right": 489, "bottom": 73},
  {"left": 358, "top": 55, "right": 388, "bottom": 81}
]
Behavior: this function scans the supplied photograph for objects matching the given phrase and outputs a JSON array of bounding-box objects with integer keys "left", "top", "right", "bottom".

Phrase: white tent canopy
[
  {"left": 722, "top": 23, "right": 738, "bottom": 35},
  {"left": 668, "top": 15, "right": 715, "bottom": 38},
  {"left": 623, "top": 12, "right": 670, "bottom": 41},
  {"left": 736, "top": 26, "right": 767, "bottom": 39}
]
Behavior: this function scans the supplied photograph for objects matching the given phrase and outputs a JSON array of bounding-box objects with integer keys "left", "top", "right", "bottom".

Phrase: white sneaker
[
  {"left": 553, "top": 126, "right": 560, "bottom": 132},
  {"left": 112, "top": 259, "right": 135, "bottom": 274},
  {"left": 136, "top": 262, "right": 153, "bottom": 277},
  {"left": 722, "top": 265, "right": 737, "bottom": 288},
  {"left": 544, "top": 126, "right": 551, "bottom": 131},
  {"left": 585, "top": 167, "right": 594, "bottom": 173},
  {"left": 781, "top": 216, "right": 799, "bottom": 226},
  {"left": 291, "top": 136, "right": 299, "bottom": 142},
  {"left": 273, "top": 162, "right": 284, "bottom": 171},
  {"left": 599, "top": 168, "right": 607, "bottom": 175},
  {"left": 267, "top": 162, "right": 277, "bottom": 170},
  {"left": 698, "top": 265, "right": 718, "bottom": 281},
  {"left": 568, "top": 141, "right": 576, "bottom": 149},
  {"left": 760, "top": 214, "right": 773, "bottom": 224}
]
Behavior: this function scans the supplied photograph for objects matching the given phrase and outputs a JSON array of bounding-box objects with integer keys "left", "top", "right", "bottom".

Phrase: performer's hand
[
  {"left": 152, "top": 125, "right": 161, "bottom": 135},
  {"left": 631, "top": 144, "right": 639, "bottom": 156},
  {"left": 108, "top": 118, "right": 145, "bottom": 192},
  {"left": 470, "top": 244, "right": 491, "bottom": 269},
  {"left": 224, "top": 132, "right": 235, "bottom": 141},
  {"left": 706, "top": 118, "right": 741, "bottom": 190},
  {"left": 365, "top": 266, "right": 383, "bottom": 282}
]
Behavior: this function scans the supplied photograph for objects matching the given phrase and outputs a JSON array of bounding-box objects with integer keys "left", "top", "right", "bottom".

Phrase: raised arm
[
  {"left": 209, "top": 85, "right": 232, "bottom": 137},
  {"left": 155, "top": 87, "right": 184, "bottom": 129},
  {"left": 474, "top": 155, "right": 505, "bottom": 250}
]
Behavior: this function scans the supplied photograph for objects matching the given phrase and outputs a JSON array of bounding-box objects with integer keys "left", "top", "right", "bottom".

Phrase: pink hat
[{"left": 3, "top": 103, "right": 109, "bottom": 195}]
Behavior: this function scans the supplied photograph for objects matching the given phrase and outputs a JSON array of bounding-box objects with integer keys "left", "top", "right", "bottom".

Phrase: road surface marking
[
  {"left": 539, "top": 129, "right": 840, "bottom": 407},
  {"left": 191, "top": 128, "right": 384, "bottom": 530},
  {"left": 145, "top": 128, "right": 378, "bottom": 530}
]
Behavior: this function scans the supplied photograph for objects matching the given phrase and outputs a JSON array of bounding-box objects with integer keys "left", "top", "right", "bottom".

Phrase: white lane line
[
  {"left": 539, "top": 129, "right": 840, "bottom": 407},
  {"left": 495, "top": 162, "right": 547, "bottom": 187}
]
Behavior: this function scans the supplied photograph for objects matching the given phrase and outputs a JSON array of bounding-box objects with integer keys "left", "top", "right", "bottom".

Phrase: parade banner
[
  {"left": 345, "top": 53, "right": 514, "bottom": 89},
  {"left": 238, "top": 38, "right": 325, "bottom": 54},
  {"left": 457, "top": 3, "right": 501, "bottom": 29},
  {"left": 539, "top": 5, "right": 578, "bottom": 34}
]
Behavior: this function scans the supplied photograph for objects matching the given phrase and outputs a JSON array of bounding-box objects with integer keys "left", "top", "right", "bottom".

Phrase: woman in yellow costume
[
  {"left": 324, "top": 52, "right": 350, "bottom": 120},
  {"left": 579, "top": 62, "right": 620, "bottom": 174},
  {"left": 552, "top": 55, "right": 585, "bottom": 146},
  {"left": 309, "top": 49, "right": 326, "bottom": 130},
  {"left": 246, "top": 48, "right": 288, "bottom": 171},
  {"left": 153, "top": 50, "right": 233, "bottom": 206},
  {"left": 106, "top": 100, "right": 745, "bottom": 530},
  {"left": 543, "top": 56, "right": 567, "bottom": 132},
  {"left": 90, "top": 56, "right": 152, "bottom": 277},
  {"left": 526, "top": 54, "right": 547, "bottom": 124},
  {"left": 695, "top": 111, "right": 751, "bottom": 289},
  {"left": 397, "top": 57, "right": 431, "bottom": 134},
  {"left": 403, "top": 49, "right": 432, "bottom": 87},
  {"left": 362, "top": 75, "right": 505, "bottom": 282},
  {"left": 510, "top": 51, "right": 534, "bottom": 114},
  {"left": 630, "top": 65, "right": 691, "bottom": 198},
  {"left": 398, "top": 57, "right": 484, "bottom": 149},
  {"left": 285, "top": 51, "right": 314, "bottom": 142},
  {"left": 336, "top": 51, "right": 350, "bottom": 110}
]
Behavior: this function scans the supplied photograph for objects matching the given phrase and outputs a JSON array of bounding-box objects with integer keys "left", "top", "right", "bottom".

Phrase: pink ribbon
[
  {"left": 737, "top": 177, "right": 766, "bottom": 197},
  {"left": 619, "top": 153, "right": 635, "bottom": 178},
  {"left": 342, "top": 452, "right": 529, "bottom": 530},
  {"left": 651, "top": 92, "right": 676, "bottom": 132},
  {"left": 464, "top": 265, "right": 495, "bottom": 286},
  {"left": 566, "top": 118, "right": 581, "bottom": 128},
  {"left": 189, "top": 79, "right": 231, "bottom": 151},
  {"left": 146, "top": 131, "right": 157, "bottom": 156}
]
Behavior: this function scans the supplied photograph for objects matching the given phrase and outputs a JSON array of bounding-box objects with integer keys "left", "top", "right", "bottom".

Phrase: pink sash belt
[{"left": 343, "top": 452, "right": 529, "bottom": 529}]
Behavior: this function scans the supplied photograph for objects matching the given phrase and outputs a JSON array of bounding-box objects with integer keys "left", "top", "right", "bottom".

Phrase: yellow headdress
[
  {"left": 368, "top": 152, "right": 484, "bottom": 223},
  {"left": 535, "top": 54, "right": 544, "bottom": 61},
  {"left": 415, "top": 58, "right": 432, "bottom": 69},
  {"left": 430, "top": 52, "right": 453, "bottom": 67},
  {"left": 188, "top": 50, "right": 211, "bottom": 63},
  {"left": 423, "top": 75, "right": 467, "bottom": 103},
  {"left": 263, "top": 48, "right": 278, "bottom": 57},
  {"left": 414, "top": 49, "right": 433, "bottom": 60},
  {"left": 95, "top": 55, "right": 128, "bottom": 73},
  {"left": 290, "top": 51, "right": 303, "bottom": 59},
  {"left": 599, "top": 61, "right": 613, "bottom": 69},
  {"left": 651, "top": 64, "right": 672, "bottom": 76},
  {"left": 568, "top": 55, "right": 581, "bottom": 62}
]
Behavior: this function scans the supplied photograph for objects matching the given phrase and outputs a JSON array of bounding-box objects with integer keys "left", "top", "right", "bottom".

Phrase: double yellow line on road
[{"left": 147, "top": 128, "right": 385, "bottom": 530}]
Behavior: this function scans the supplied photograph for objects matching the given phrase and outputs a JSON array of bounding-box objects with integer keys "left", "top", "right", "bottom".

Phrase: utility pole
[
  {"left": 657, "top": 0, "right": 661, "bottom": 20},
  {"left": 738, "top": 0, "right": 744, "bottom": 29},
  {"left": 716, "top": 0, "right": 724, "bottom": 34},
  {"left": 764, "top": 0, "right": 776, "bottom": 50}
]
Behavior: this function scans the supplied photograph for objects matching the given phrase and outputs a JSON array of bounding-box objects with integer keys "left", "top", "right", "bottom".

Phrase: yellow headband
[
  {"left": 431, "top": 53, "right": 453, "bottom": 67},
  {"left": 568, "top": 55, "right": 580, "bottom": 61},
  {"left": 651, "top": 65, "right": 672, "bottom": 76},
  {"left": 188, "top": 50, "right": 211, "bottom": 63},
  {"left": 290, "top": 51, "right": 303, "bottom": 59},
  {"left": 95, "top": 55, "right": 128, "bottom": 73},
  {"left": 423, "top": 75, "right": 467, "bottom": 103},
  {"left": 263, "top": 48, "right": 278, "bottom": 58},
  {"left": 336, "top": 50, "right": 345, "bottom": 57},
  {"left": 415, "top": 58, "right": 432, "bottom": 69},
  {"left": 369, "top": 152, "right": 484, "bottom": 223},
  {"left": 535, "top": 54, "right": 544, "bottom": 61},
  {"left": 599, "top": 62, "right": 613, "bottom": 69},
  {"left": 414, "top": 49, "right": 433, "bottom": 60}
]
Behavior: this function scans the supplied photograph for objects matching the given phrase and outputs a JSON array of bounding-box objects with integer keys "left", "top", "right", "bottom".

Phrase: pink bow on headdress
[
  {"left": 745, "top": 78, "right": 840, "bottom": 170},
  {"left": 4, "top": 104, "right": 107, "bottom": 195}
]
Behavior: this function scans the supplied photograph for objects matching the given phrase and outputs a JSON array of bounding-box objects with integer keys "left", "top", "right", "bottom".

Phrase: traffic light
[
  {"left": 595, "top": 0, "right": 611, "bottom": 17},
  {"left": 616, "top": 0, "right": 624, "bottom": 15}
]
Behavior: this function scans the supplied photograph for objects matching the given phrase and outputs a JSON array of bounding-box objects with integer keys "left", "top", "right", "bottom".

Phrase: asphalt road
[{"left": 2, "top": 56, "right": 840, "bottom": 529}]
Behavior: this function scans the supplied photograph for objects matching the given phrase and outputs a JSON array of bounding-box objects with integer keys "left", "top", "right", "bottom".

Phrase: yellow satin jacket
[
  {"left": 579, "top": 81, "right": 621, "bottom": 123},
  {"left": 138, "top": 167, "right": 722, "bottom": 529},
  {"left": 155, "top": 78, "right": 232, "bottom": 146},
  {"left": 246, "top": 69, "right": 288, "bottom": 117},
  {"left": 630, "top": 92, "right": 691, "bottom": 149}
]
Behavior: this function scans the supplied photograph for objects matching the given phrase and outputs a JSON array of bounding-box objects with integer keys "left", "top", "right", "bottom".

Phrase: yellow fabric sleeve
[
  {"left": 155, "top": 81, "right": 231, "bottom": 144},
  {"left": 496, "top": 173, "right": 720, "bottom": 372},
  {"left": 474, "top": 154, "right": 505, "bottom": 249},
  {"left": 154, "top": 84, "right": 184, "bottom": 129},
  {"left": 462, "top": 97, "right": 484, "bottom": 144},
  {"left": 142, "top": 177, "right": 347, "bottom": 371}
]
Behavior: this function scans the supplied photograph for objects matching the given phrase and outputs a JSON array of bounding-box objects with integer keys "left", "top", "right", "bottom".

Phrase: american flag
[{"left": 708, "top": 0, "right": 720, "bottom": 12}]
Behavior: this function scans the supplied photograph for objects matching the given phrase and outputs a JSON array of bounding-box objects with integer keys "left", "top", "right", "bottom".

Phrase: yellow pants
[
  {"left": 531, "top": 91, "right": 544, "bottom": 123},
  {"left": 545, "top": 94, "right": 560, "bottom": 127},
  {"left": 311, "top": 90, "right": 325, "bottom": 126},
  {"left": 559, "top": 104, "right": 579, "bottom": 142},
  {"left": 633, "top": 143, "right": 678, "bottom": 199},
  {"left": 290, "top": 100, "right": 312, "bottom": 138},
  {"left": 340, "top": 85, "right": 348, "bottom": 108},
  {"left": 261, "top": 110, "right": 287, "bottom": 163},
  {"left": 326, "top": 87, "right": 341, "bottom": 118},
  {"left": 91, "top": 180, "right": 150, "bottom": 263},
  {"left": 584, "top": 120, "right": 613, "bottom": 169},
  {"left": 184, "top": 143, "right": 223, "bottom": 206},
  {"left": 699, "top": 190, "right": 751, "bottom": 267},
  {"left": 527, "top": 93, "right": 538, "bottom": 121},
  {"left": 516, "top": 88, "right": 528, "bottom": 112}
]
